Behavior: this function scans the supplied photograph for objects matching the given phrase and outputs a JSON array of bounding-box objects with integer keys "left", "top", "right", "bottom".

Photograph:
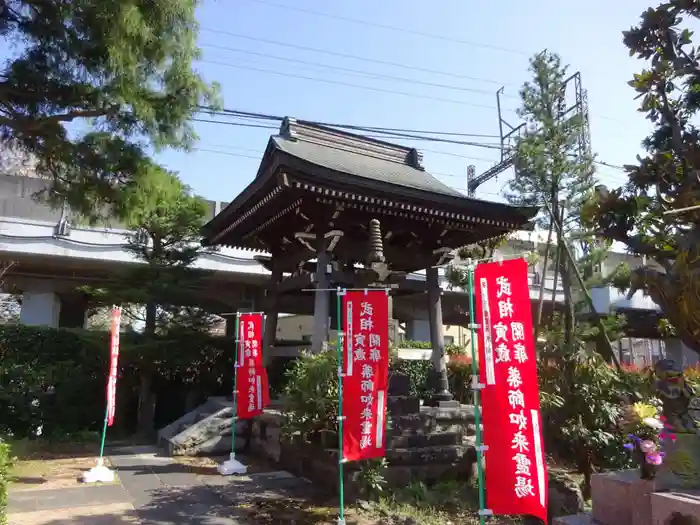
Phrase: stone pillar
[
  {"left": 665, "top": 338, "right": 699, "bottom": 368},
  {"left": 20, "top": 291, "right": 61, "bottom": 327},
  {"left": 387, "top": 294, "right": 397, "bottom": 344},
  {"left": 225, "top": 315, "right": 237, "bottom": 338},
  {"left": 311, "top": 246, "right": 331, "bottom": 353},
  {"left": 262, "top": 269, "right": 282, "bottom": 365},
  {"left": 426, "top": 266, "right": 452, "bottom": 402}
]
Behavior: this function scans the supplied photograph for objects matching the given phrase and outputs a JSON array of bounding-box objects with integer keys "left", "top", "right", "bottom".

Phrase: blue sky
[{"left": 157, "top": 0, "right": 652, "bottom": 204}]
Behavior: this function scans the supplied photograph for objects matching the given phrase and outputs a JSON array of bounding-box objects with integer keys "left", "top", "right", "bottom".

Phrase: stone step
[
  {"left": 387, "top": 395, "right": 421, "bottom": 416},
  {"left": 552, "top": 513, "right": 592, "bottom": 525},
  {"left": 391, "top": 413, "right": 476, "bottom": 436},
  {"left": 385, "top": 444, "right": 469, "bottom": 466},
  {"left": 390, "top": 431, "right": 462, "bottom": 448},
  {"left": 420, "top": 404, "right": 476, "bottom": 422},
  {"left": 194, "top": 412, "right": 214, "bottom": 423}
]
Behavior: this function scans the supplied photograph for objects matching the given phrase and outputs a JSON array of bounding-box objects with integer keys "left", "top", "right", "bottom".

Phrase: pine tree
[
  {"left": 0, "top": 1, "right": 219, "bottom": 220},
  {"left": 85, "top": 165, "right": 216, "bottom": 433},
  {"left": 504, "top": 51, "right": 593, "bottom": 346},
  {"left": 495, "top": 51, "right": 631, "bottom": 498},
  {"left": 503, "top": 51, "right": 628, "bottom": 356}
]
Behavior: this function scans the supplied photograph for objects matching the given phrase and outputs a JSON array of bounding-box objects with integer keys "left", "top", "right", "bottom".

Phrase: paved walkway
[{"left": 7, "top": 445, "right": 310, "bottom": 525}]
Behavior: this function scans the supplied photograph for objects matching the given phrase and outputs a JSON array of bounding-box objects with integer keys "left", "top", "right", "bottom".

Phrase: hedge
[
  {"left": 0, "top": 325, "right": 233, "bottom": 439},
  {"left": 0, "top": 439, "right": 10, "bottom": 525},
  {"left": 0, "top": 325, "right": 665, "bottom": 441}
]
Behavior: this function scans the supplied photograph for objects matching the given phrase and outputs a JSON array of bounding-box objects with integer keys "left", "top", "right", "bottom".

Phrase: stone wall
[{"left": 248, "top": 403, "right": 479, "bottom": 499}]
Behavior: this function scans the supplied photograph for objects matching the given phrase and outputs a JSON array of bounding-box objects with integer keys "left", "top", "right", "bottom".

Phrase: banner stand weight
[{"left": 82, "top": 458, "right": 116, "bottom": 484}]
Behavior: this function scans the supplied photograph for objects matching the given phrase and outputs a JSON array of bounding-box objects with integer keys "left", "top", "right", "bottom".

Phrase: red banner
[
  {"left": 106, "top": 307, "right": 122, "bottom": 427},
  {"left": 475, "top": 258, "right": 548, "bottom": 521},
  {"left": 236, "top": 313, "right": 270, "bottom": 419},
  {"left": 341, "top": 291, "right": 390, "bottom": 462}
]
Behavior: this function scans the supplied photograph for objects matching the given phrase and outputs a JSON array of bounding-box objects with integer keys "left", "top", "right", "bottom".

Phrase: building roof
[
  {"left": 269, "top": 124, "right": 464, "bottom": 198},
  {"left": 201, "top": 119, "right": 538, "bottom": 259}
]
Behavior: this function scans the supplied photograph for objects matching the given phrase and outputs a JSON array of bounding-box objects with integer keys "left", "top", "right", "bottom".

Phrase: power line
[
  {"left": 200, "top": 28, "right": 513, "bottom": 87},
  {"left": 200, "top": 44, "right": 520, "bottom": 99},
  {"left": 595, "top": 159, "right": 625, "bottom": 171},
  {"left": 201, "top": 59, "right": 512, "bottom": 111},
  {"left": 192, "top": 109, "right": 631, "bottom": 185},
  {"left": 195, "top": 148, "right": 261, "bottom": 160},
  {"left": 198, "top": 31, "right": 626, "bottom": 135},
  {"left": 192, "top": 117, "right": 278, "bottom": 130},
  {"left": 196, "top": 141, "right": 628, "bottom": 192},
  {"left": 242, "top": 0, "right": 529, "bottom": 56},
  {"left": 193, "top": 146, "right": 504, "bottom": 196},
  {"left": 206, "top": 107, "right": 502, "bottom": 139},
  {"left": 201, "top": 142, "right": 500, "bottom": 165},
  {"left": 195, "top": 113, "right": 505, "bottom": 149}
]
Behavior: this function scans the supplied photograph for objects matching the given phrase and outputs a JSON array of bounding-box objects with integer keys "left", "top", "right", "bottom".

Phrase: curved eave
[
  {"left": 274, "top": 148, "right": 539, "bottom": 227},
  {"left": 200, "top": 138, "right": 280, "bottom": 245},
  {"left": 200, "top": 140, "right": 539, "bottom": 246}
]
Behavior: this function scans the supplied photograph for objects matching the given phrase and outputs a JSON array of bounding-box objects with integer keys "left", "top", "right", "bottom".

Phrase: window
[
  {"left": 301, "top": 335, "right": 311, "bottom": 342},
  {"left": 444, "top": 336, "right": 455, "bottom": 346}
]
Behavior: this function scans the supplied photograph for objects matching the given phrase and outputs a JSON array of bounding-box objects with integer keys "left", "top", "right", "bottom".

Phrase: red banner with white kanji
[
  {"left": 236, "top": 313, "right": 270, "bottom": 420},
  {"left": 342, "top": 291, "right": 390, "bottom": 462},
  {"left": 106, "top": 307, "right": 122, "bottom": 427},
  {"left": 475, "top": 258, "right": 548, "bottom": 522}
]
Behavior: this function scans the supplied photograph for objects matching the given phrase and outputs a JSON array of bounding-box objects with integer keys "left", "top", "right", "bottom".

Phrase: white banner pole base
[
  {"left": 217, "top": 453, "right": 248, "bottom": 476},
  {"left": 81, "top": 458, "right": 116, "bottom": 483}
]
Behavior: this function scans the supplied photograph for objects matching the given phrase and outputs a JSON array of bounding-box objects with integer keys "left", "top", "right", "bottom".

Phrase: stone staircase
[
  {"left": 157, "top": 396, "right": 248, "bottom": 456},
  {"left": 383, "top": 373, "right": 478, "bottom": 485},
  {"left": 552, "top": 514, "right": 592, "bottom": 525},
  {"left": 159, "top": 377, "right": 478, "bottom": 490}
]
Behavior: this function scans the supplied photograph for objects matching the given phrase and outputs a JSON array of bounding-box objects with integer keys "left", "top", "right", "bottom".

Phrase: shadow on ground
[
  {"left": 29, "top": 484, "right": 357, "bottom": 525},
  {"left": 111, "top": 462, "right": 218, "bottom": 477}
]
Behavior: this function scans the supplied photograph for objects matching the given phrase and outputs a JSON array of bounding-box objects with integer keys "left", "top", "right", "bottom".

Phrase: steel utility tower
[{"left": 466, "top": 72, "right": 591, "bottom": 197}]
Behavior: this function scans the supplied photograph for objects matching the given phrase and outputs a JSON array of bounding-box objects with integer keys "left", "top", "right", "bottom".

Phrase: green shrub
[
  {"left": 390, "top": 353, "right": 476, "bottom": 404},
  {"left": 447, "top": 356, "right": 474, "bottom": 405},
  {"left": 537, "top": 346, "right": 655, "bottom": 498},
  {"left": 0, "top": 325, "right": 234, "bottom": 439},
  {"left": 0, "top": 438, "right": 12, "bottom": 525},
  {"left": 281, "top": 350, "right": 339, "bottom": 441},
  {"left": 266, "top": 356, "right": 298, "bottom": 397},
  {"left": 396, "top": 339, "right": 466, "bottom": 355},
  {"left": 0, "top": 326, "right": 108, "bottom": 438},
  {"left": 391, "top": 359, "right": 433, "bottom": 400}
]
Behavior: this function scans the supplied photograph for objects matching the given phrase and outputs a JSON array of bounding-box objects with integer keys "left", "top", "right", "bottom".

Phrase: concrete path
[{"left": 7, "top": 445, "right": 311, "bottom": 525}]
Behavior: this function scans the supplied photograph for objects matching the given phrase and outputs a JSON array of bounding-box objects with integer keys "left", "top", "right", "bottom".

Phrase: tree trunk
[
  {"left": 561, "top": 258, "right": 576, "bottom": 349},
  {"left": 578, "top": 447, "right": 593, "bottom": 500},
  {"left": 137, "top": 300, "right": 157, "bottom": 435},
  {"left": 553, "top": 203, "right": 575, "bottom": 348},
  {"left": 137, "top": 369, "right": 156, "bottom": 435},
  {"left": 535, "top": 218, "right": 555, "bottom": 339}
]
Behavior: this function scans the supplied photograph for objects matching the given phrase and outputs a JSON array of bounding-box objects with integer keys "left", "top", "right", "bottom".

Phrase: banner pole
[
  {"left": 468, "top": 264, "right": 488, "bottom": 525},
  {"left": 336, "top": 288, "right": 346, "bottom": 525},
  {"left": 231, "top": 312, "right": 241, "bottom": 461},
  {"left": 98, "top": 404, "right": 109, "bottom": 461},
  {"left": 82, "top": 307, "right": 120, "bottom": 484},
  {"left": 217, "top": 312, "right": 250, "bottom": 476}
]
